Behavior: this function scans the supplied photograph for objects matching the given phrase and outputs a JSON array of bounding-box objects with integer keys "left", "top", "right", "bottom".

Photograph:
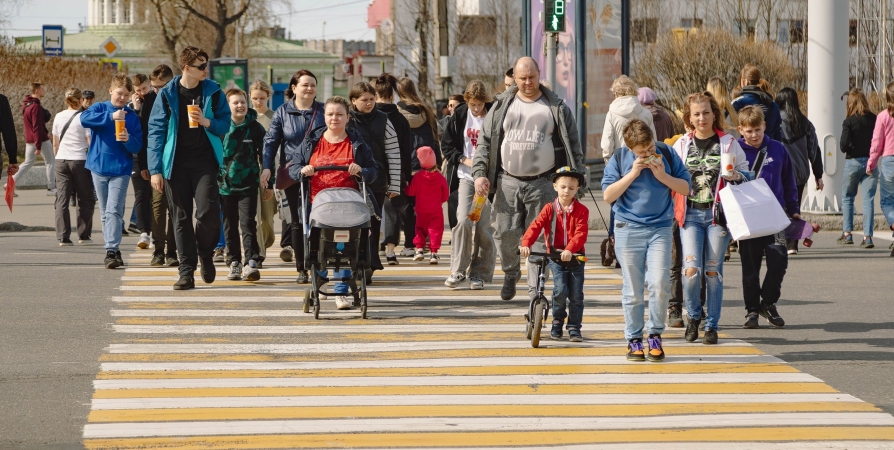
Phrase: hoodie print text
[{"left": 500, "top": 95, "right": 556, "bottom": 177}]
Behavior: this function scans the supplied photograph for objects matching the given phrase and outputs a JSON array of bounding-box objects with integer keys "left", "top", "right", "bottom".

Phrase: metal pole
[
  {"left": 522, "top": 0, "right": 531, "bottom": 56},
  {"left": 546, "top": 32, "right": 557, "bottom": 90},
  {"left": 621, "top": 0, "right": 630, "bottom": 75},
  {"left": 575, "top": 0, "right": 586, "bottom": 144}
]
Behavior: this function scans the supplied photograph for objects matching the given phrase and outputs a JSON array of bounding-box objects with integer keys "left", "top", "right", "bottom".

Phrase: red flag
[{"left": 4, "top": 169, "right": 14, "bottom": 212}]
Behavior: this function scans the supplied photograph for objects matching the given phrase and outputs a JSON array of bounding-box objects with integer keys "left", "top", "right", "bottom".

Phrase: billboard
[
  {"left": 531, "top": 0, "right": 577, "bottom": 116},
  {"left": 209, "top": 58, "right": 249, "bottom": 91},
  {"left": 584, "top": 0, "right": 623, "bottom": 160}
]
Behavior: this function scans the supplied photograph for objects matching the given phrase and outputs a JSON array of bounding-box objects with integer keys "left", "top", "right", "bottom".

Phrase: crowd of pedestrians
[{"left": 4, "top": 53, "right": 894, "bottom": 361}]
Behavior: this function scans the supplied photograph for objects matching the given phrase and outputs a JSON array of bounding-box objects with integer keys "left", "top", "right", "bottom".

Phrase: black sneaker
[
  {"left": 667, "top": 304, "right": 684, "bottom": 328},
  {"left": 165, "top": 255, "right": 179, "bottom": 267},
  {"left": 59, "top": 238, "right": 74, "bottom": 247},
  {"left": 115, "top": 251, "right": 124, "bottom": 266},
  {"left": 647, "top": 334, "right": 665, "bottom": 362},
  {"left": 104, "top": 250, "right": 122, "bottom": 269},
  {"left": 500, "top": 275, "right": 517, "bottom": 300},
  {"left": 199, "top": 255, "right": 216, "bottom": 284},
  {"left": 685, "top": 317, "right": 700, "bottom": 342},
  {"left": 549, "top": 321, "right": 563, "bottom": 340},
  {"left": 121, "top": 227, "right": 129, "bottom": 237},
  {"left": 150, "top": 253, "right": 165, "bottom": 267},
  {"left": 296, "top": 270, "right": 309, "bottom": 284},
  {"left": 743, "top": 312, "right": 760, "bottom": 329},
  {"left": 128, "top": 223, "right": 140, "bottom": 234},
  {"left": 626, "top": 339, "right": 645, "bottom": 362},
  {"left": 386, "top": 255, "right": 399, "bottom": 265},
  {"left": 568, "top": 328, "right": 582, "bottom": 343},
  {"left": 759, "top": 305, "right": 785, "bottom": 327},
  {"left": 703, "top": 329, "right": 718, "bottom": 345},
  {"left": 173, "top": 275, "right": 195, "bottom": 290}
]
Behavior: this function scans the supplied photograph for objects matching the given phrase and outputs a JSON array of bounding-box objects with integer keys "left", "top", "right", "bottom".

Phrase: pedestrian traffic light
[{"left": 545, "top": 0, "right": 566, "bottom": 33}]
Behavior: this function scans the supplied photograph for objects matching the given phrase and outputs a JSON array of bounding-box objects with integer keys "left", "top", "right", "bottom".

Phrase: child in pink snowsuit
[{"left": 406, "top": 146, "right": 449, "bottom": 264}]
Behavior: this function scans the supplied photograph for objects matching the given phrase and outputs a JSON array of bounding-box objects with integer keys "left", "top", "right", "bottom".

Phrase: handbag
[
  {"left": 714, "top": 145, "right": 766, "bottom": 227},
  {"left": 275, "top": 106, "right": 318, "bottom": 190},
  {"left": 718, "top": 148, "right": 789, "bottom": 241}
]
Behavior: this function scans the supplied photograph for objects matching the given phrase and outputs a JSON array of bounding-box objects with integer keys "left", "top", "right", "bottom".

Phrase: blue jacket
[
  {"left": 732, "top": 86, "right": 782, "bottom": 140},
  {"left": 262, "top": 100, "right": 325, "bottom": 171},
  {"left": 601, "top": 142, "right": 691, "bottom": 228},
  {"left": 738, "top": 136, "right": 800, "bottom": 216},
  {"left": 146, "top": 76, "right": 231, "bottom": 178},
  {"left": 81, "top": 101, "right": 143, "bottom": 177}
]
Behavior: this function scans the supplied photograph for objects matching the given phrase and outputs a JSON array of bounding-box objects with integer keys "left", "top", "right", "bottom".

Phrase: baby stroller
[{"left": 299, "top": 166, "right": 371, "bottom": 319}]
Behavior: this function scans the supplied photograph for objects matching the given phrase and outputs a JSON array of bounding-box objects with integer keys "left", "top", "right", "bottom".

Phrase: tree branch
[{"left": 178, "top": 0, "right": 217, "bottom": 27}]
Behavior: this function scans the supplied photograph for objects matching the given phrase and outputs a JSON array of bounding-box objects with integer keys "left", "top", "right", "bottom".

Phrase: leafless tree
[{"left": 177, "top": 0, "right": 252, "bottom": 59}]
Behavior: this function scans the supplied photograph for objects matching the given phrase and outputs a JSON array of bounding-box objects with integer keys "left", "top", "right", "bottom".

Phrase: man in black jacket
[{"left": 0, "top": 93, "right": 18, "bottom": 180}]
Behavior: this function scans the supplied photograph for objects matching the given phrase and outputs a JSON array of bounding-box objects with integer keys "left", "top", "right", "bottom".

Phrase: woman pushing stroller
[{"left": 285, "top": 96, "right": 378, "bottom": 310}]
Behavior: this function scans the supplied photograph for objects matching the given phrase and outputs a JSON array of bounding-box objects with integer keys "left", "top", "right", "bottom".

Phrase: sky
[{"left": 3, "top": 0, "right": 373, "bottom": 41}]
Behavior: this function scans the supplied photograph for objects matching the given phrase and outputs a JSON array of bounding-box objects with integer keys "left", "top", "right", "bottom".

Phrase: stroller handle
[
  {"left": 517, "top": 250, "right": 584, "bottom": 258},
  {"left": 313, "top": 165, "right": 350, "bottom": 172}
]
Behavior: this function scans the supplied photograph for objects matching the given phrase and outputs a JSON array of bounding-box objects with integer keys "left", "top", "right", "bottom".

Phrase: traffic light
[{"left": 545, "top": 0, "right": 566, "bottom": 33}]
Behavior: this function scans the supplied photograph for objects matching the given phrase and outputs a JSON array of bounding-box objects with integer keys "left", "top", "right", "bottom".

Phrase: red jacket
[
  {"left": 405, "top": 169, "right": 449, "bottom": 214},
  {"left": 22, "top": 95, "right": 49, "bottom": 144},
  {"left": 522, "top": 198, "right": 589, "bottom": 254}
]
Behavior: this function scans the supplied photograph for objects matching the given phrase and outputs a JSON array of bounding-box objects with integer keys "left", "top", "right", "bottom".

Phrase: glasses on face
[{"left": 190, "top": 62, "right": 208, "bottom": 71}]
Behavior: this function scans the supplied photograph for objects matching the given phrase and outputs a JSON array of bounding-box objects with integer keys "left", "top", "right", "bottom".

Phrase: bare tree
[
  {"left": 414, "top": 0, "right": 432, "bottom": 101},
  {"left": 178, "top": 0, "right": 252, "bottom": 59},
  {"left": 0, "top": 0, "right": 24, "bottom": 30},
  {"left": 452, "top": 0, "right": 521, "bottom": 93},
  {"left": 146, "top": 0, "right": 193, "bottom": 68}
]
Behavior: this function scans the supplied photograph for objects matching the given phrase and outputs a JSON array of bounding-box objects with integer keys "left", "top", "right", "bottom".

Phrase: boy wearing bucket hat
[
  {"left": 405, "top": 146, "right": 449, "bottom": 264},
  {"left": 519, "top": 166, "right": 589, "bottom": 342}
]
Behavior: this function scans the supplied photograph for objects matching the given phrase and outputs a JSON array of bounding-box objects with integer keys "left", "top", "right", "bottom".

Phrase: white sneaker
[
  {"left": 400, "top": 247, "right": 417, "bottom": 257},
  {"left": 335, "top": 295, "right": 352, "bottom": 310},
  {"left": 429, "top": 253, "right": 440, "bottom": 265},
  {"left": 444, "top": 272, "right": 467, "bottom": 288},
  {"left": 227, "top": 261, "right": 242, "bottom": 280},
  {"left": 470, "top": 278, "right": 484, "bottom": 290},
  {"left": 213, "top": 248, "right": 226, "bottom": 262},
  {"left": 137, "top": 233, "right": 150, "bottom": 249},
  {"left": 413, "top": 249, "right": 425, "bottom": 261},
  {"left": 242, "top": 260, "right": 260, "bottom": 281},
  {"left": 78, "top": 238, "right": 92, "bottom": 245},
  {"left": 279, "top": 246, "right": 293, "bottom": 262},
  {"left": 47, "top": 189, "right": 57, "bottom": 196}
]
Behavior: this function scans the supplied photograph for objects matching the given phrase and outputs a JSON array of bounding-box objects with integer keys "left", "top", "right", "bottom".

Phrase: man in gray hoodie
[{"left": 473, "top": 57, "right": 586, "bottom": 301}]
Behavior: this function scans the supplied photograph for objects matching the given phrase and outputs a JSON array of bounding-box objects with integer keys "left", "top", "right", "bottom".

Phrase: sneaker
[
  {"left": 646, "top": 334, "right": 665, "bottom": 362},
  {"left": 59, "top": 238, "right": 73, "bottom": 246},
  {"left": 400, "top": 247, "right": 417, "bottom": 257},
  {"left": 861, "top": 237, "right": 875, "bottom": 249},
  {"left": 837, "top": 233, "right": 854, "bottom": 245},
  {"left": 413, "top": 249, "right": 425, "bottom": 261},
  {"left": 279, "top": 246, "right": 293, "bottom": 262},
  {"left": 47, "top": 189, "right": 57, "bottom": 196},
  {"left": 386, "top": 254, "right": 399, "bottom": 265},
  {"left": 743, "top": 311, "right": 760, "bottom": 329},
  {"left": 444, "top": 272, "right": 467, "bottom": 288},
  {"left": 550, "top": 321, "right": 563, "bottom": 340},
  {"left": 500, "top": 275, "right": 517, "bottom": 300},
  {"left": 787, "top": 249, "right": 798, "bottom": 255},
  {"left": 104, "top": 250, "right": 121, "bottom": 269},
  {"left": 227, "top": 261, "right": 242, "bottom": 280},
  {"left": 213, "top": 248, "right": 225, "bottom": 262},
  {"left": 121, "top": 227, "right": 130, "bottom": 237},
  {"left": 626, "top": 339, "right": 646, "bottom": 362},
  {"left": 137, "top": 233, "right": 150, "bottom": 249},
  {"left": 703, "top": 329, "right": 718, "bottom": 345},
  {"left": 296, "top": 270, "right": 309, "bottom": 284},
  {"left": 685, "top": 317, "right": 700, "bottom": 342},
  {"left": 255, "top": 260, "right": 263, "bottom": 269},
  {"left": 243, "top": 261, "right": 261, "bottom": 281},
  {"left": 335, "top": 295, "right": 352, "bottom": 310},
  {"left": 667, "top": 304, "right": 684, "bottom": 328},
  {"left": 199, "top": 255, "right": 216, "bottom": 284},
  {"left": 150, "top": 253, "right": 165, "bottom": 267},
  {"left": 568, "top": 328, "right": 583, "bottom": 343},
  {"left": 173, "top": 275, "right": 195, "bottom": 290},
  {"left": 127, "top": 223, "right": 140, "bottom": 234},
  {"left": 429, "top": 253, "right": 440, "bottom": 265},
  {"left": 165, "top": 255, "right": 179, "bottom": 267},
  {"left": 78, "top": 238, "right": 92, "bottom": 244},
  {"left": 469, "top": 278, "right": 484, "bottom": 290},
  {"left": 759, "top": 304, "right": 785, "bottom": 327}
]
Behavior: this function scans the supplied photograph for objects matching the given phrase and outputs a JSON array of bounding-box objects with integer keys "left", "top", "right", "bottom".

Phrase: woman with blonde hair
[
  {"left": 601, "top": 75, "right": 655, "bottom": 160},
  {"left": 839, "top": 88, "right": 878, "bottom": 247},
  {"left": 706, "top": 77, "right": 738, "bottom": 133},
  {"left": 52, "top": 87, "right": 95, "bottom": 246}
]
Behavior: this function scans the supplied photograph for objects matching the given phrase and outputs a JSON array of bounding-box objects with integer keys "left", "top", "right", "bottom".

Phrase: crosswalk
[{"left": 82, "top": 239, "right": 894, "bottom": 449}]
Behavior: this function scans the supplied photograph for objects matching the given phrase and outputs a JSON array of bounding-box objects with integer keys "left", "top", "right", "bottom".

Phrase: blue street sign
[{"left": 42, "top": 25, "right": 64, "bottom": 56}]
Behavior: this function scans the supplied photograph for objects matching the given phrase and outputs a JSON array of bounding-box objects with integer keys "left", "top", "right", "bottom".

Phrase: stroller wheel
[
  {"left": 302, "top": 289, "right": 311, "bottom": 314},
  {"left": 531, "top": 302, "right": 544, "bottom": 348}
]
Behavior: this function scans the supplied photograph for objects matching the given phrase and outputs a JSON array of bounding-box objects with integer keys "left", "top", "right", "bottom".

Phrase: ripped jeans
[{"left": 680, "top": 208, "right": 731, "bottom": 331}]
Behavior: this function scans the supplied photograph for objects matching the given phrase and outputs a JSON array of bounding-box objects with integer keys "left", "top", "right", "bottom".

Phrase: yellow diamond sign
[{"left": 100, "top": 36, "right": 120, "bottom": 58}]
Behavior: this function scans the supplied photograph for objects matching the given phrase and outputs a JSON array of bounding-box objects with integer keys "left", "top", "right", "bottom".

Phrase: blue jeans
[
  {"left": 548, "top": 260, "right": 586, "bottom": 330},
  {"left": 305, "top": 202, "right": 351, "bottom": 294},
  {"left": 842, "top": 157, "right": 878, "bottom": 235},
  {"left": 92, "top": 173, "right": 130, "bottom": 251},
  {"left": 680, "top": 208, "right": 731, "bottom": 331},
  {"left": 879, "top": 156, "right": 894, "bottom": 229},
  {"left": 614, "top": 222, "right": 673, "bottom": 341},
  {"left": 216, "top": 207, "right": 226, "bottom": 249}
]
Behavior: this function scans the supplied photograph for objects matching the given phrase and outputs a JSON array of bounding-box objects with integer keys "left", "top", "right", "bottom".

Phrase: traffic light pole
[{"left": 546, "top": 32, "right": 557, "bottom": 92}]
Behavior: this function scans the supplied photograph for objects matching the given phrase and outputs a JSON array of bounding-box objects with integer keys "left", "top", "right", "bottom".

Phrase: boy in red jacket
[
  {"left": 520, "top": 167, "right": 590, "bottom": 342},
  {"left": 406, "top": 146, "right": 449, "bottom": 264}
]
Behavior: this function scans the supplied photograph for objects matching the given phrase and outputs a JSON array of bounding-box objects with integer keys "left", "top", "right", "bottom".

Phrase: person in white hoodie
[{"left": 601, "top": 76, "right": 656, "bottom": 161}]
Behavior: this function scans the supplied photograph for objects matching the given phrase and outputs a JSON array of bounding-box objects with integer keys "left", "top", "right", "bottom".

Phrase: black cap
[
  {"left": 82, "top": 90, "right": 95, "bottom": 98},
  {"left": 550, "top": 166, "right": 586, "bottom": 185}
]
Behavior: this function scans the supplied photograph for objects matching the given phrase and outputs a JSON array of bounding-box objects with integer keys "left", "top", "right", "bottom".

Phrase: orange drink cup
[
  {"left": 187, "top": 104, "right": 200, "bottom": 128},
  {"left": 115, "top": 120, "right": 126, "bottom": 141}
]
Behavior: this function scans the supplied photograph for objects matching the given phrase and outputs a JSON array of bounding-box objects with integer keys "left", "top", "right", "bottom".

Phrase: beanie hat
[
  {"left": 417, "top": 146, "right": 436, "bottom": 170},
  {"left": 638, "top": 87, "right": 657, "bottom": 105}
]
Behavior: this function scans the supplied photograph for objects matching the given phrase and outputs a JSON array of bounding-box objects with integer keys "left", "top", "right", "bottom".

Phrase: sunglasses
[{"left": 189, "top": 62, "right": 208, "bottom": 71}]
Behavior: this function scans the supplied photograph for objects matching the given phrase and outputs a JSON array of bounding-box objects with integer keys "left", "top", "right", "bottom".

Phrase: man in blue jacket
[
  {"left": 81, "top": 72, "right": 143, "bottom": 269},
  {"left": 147, "top": 46, "right": 231, "bottom": 290}
]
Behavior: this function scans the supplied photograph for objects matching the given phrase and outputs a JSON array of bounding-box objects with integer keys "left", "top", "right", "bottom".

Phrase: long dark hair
[{"left": 775, "top": 87, "right": 807, "bottom": 135}]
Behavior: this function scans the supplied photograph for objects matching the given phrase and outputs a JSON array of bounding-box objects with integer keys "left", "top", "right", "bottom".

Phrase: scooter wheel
[{"left": 531, "top": 302, "right": 544, "bottom": 348}]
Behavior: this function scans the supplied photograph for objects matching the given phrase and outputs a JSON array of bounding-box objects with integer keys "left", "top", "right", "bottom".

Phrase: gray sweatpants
[
  {"left": 450, "top": 179, "right": 496, "bottom": 282},
  {"left": 492, "top": 173, "right": 557, "bottom": 292}
]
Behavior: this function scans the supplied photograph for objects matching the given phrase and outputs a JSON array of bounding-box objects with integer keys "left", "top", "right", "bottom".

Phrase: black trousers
[
  {"left": 222, "top": 193, "right": 260, "bottom": 265},
  {"left": 739, "top": 233, "right": 788, "bottom": 313},
  {"left": 151, "top": 188, "right": 177, "bottom": 257},
  {"left": 447, "top": 189, "right": 459, "bottom": 230},
  {"left": 284, "top": 184, "right": 305, "bottom": 271},
  {"left": 131, "top": 173, "right": 152, "bottom": 233},
  {"left": 369, "top": 192, "right": 385, "bottom": 271},
  {"left": 280, "top": 220, "right": 292, "bottom": 248},
  {"left": 787, "top": 184, "right": 806, "bottom": 251},
  {"left": 384, "top": 194, "right": 416, "bottom": 247},
  {"left": 165, "top": 164, "right": 221, "bottom": 276},
  {"left": 54, "top": 159, "right": 94, "bottom": 241}
]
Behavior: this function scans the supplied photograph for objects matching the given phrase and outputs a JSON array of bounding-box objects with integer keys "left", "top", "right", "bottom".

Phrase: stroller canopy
[{"left": 309, "top": 187, "right": 371, "bottom": 229}]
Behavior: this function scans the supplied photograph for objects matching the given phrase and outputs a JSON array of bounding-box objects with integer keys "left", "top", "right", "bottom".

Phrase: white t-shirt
[
  {"left": 457, "top": 112, "right": 485, "bottom": 182},
  {"left": 52, "top": 109, "right": 91, "bottom": 160},
  {"left": 499, "top": 95, "right": 555, "bottom": 176}
]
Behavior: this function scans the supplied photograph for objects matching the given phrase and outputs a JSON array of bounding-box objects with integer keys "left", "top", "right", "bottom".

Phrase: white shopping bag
[{"left": 718, "top": 178, "right": 791, "bottom": 241}]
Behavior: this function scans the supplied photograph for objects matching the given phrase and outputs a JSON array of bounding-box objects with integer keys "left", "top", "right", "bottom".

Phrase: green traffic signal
[{"left": 545, "top": 0, "right": 566, "bottom": 32}]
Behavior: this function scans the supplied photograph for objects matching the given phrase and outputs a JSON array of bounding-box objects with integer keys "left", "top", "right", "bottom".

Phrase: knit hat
[
  {"left": 637, "top": 87, "right": 657, "bottom": 105},
  {"left": 417, "top": 146, "right": 436, "bottom": 170}
]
